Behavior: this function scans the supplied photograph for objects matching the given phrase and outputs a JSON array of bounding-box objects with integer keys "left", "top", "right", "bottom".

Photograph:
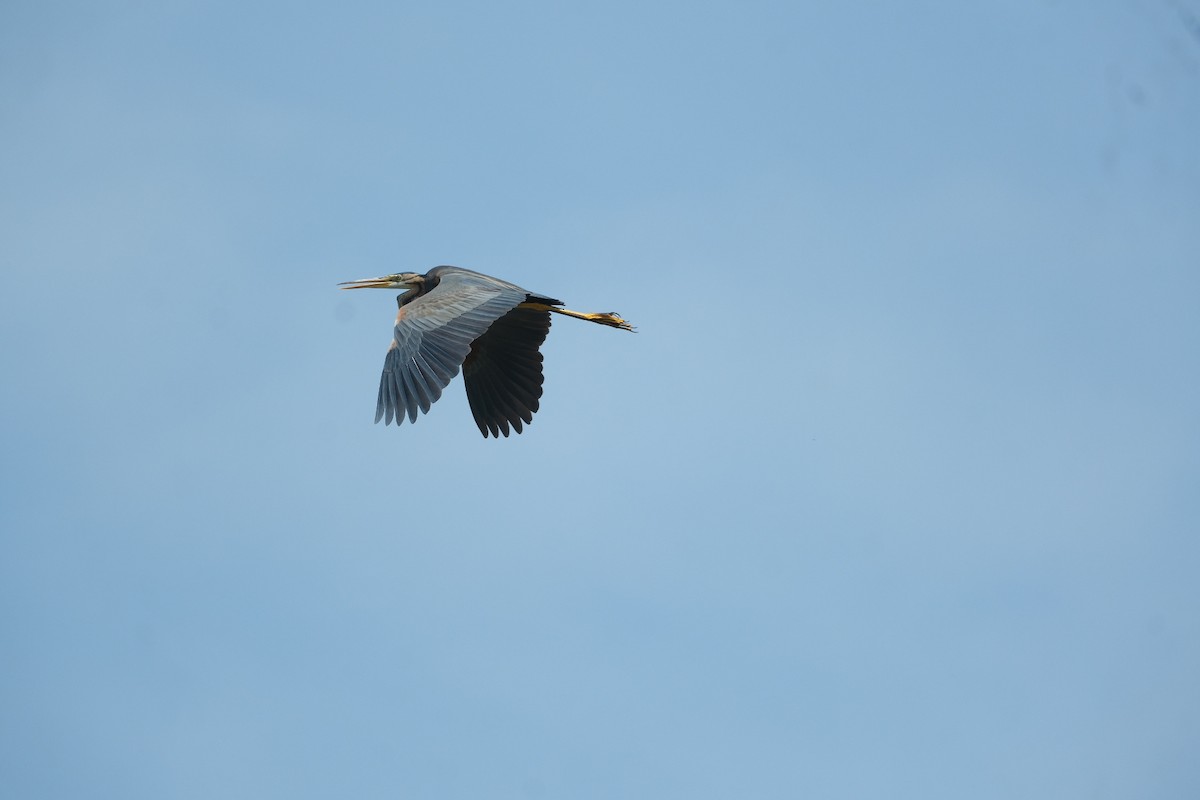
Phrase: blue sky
[{"left": 2, "top": 1, "right": 1199, "bottom": 798}]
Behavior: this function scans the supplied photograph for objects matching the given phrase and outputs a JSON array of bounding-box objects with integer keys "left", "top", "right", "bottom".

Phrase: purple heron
[{"left": 340, "top": 266, "right": 633, "bottom": 437}]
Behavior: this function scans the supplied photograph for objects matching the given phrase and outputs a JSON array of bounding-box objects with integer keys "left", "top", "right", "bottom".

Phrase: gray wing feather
[{"left": 376, "top": 270, "right": 529, "bottom": 426}]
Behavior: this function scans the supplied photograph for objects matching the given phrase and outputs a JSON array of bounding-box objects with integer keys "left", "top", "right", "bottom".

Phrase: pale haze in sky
[{"left": 2, "top": 2, "right": 1198, "bottom": 798}]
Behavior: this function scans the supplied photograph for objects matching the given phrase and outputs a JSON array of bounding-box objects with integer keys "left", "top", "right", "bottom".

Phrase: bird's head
[{"left": 338, "top": 272, "right": 425, "bottom": 290}]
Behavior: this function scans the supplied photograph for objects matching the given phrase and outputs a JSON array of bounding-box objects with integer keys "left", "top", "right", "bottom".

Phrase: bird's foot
[{"left": 587, "top": 312, "right": 636, "bottom": 332}]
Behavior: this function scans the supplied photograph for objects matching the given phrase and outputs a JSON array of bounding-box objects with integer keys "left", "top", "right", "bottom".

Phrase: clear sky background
[{"left": 2, "top": 1, "right": 1198, "bottom": 798}]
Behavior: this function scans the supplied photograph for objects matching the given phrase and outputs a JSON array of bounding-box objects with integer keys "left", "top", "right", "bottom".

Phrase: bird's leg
[
  {"left": 551, "top": 307, "right": 636, "bottom": 331},
  {"left": 520, "top": 303, "right": 635, "bottom": 332}
]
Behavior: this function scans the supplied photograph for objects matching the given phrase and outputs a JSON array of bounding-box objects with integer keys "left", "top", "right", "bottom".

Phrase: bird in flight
[{"left": 340, "top": 265, "right": 634, "bottom": 437}]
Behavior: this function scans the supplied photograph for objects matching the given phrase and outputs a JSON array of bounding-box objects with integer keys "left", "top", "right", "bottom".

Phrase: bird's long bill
[{"left": 338, "top": 277, "right": 395, "bottom": 290}]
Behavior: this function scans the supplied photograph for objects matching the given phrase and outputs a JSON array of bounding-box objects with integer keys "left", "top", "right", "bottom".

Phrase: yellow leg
[{"left": 520, "top": 303, "right": 635, "bottom": 332}]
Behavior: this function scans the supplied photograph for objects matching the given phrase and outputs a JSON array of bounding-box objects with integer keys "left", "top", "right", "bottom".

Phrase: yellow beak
[{"left": 337, "top": 277, "right": 396, "bottom": 290}]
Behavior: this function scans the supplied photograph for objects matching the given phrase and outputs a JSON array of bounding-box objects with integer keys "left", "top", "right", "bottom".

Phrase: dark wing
[
  {"left": 462, "top": 306, "right": 552, "bottom": 438},
  {"left": 376, "top": 271, "right": 528, "bottom": 426}
]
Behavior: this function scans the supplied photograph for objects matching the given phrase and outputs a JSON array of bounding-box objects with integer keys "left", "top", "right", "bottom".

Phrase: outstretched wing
[
  {"left": 377, "top": 271, "right": 528, "bottom": 426},
  {"left": 462, "top": 306, "right": 552, "bottom": 438}
]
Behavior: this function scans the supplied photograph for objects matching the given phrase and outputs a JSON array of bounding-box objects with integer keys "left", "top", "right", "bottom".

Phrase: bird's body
[{"left": 340, "top": 266, "right": 633, "bottom": 437}]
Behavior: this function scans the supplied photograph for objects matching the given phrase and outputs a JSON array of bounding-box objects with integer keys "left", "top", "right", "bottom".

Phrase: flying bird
[{"left": 340, "top": 266, "right": 634, "bottom": 437}]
